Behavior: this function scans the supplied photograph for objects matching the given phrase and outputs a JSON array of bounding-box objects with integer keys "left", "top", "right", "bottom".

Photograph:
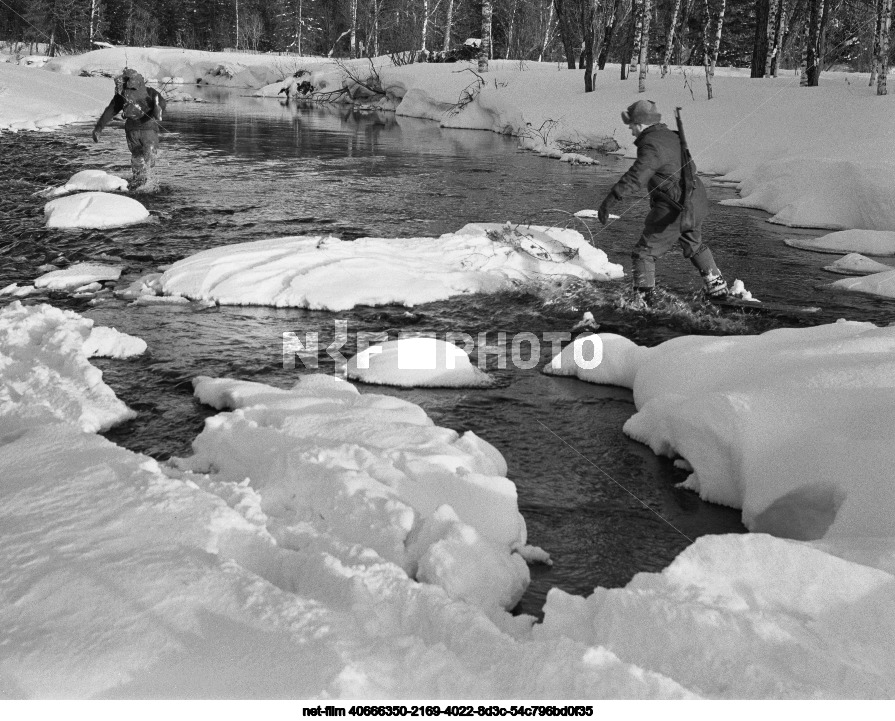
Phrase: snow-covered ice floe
[
  {"left": 784, "top": 229, "right": 895, "bottom": 256},
  {"left": 44, "top": 191, "right": 150, "bottom": 229},
  {"left": 546, "top": 324, "right": 895, "bottom": 544},
  {"left": 823, "top": 252, "right": 894, "bottom": 275},
  {"left": 347, "top": 337, "right": 494, "bottom": 388},
  {"left": 151, "top": 223, "right": 624, "bottom": 310},
  {"left": 37, "top": 169, "right": 128, "bottom": 198},
  {"left": 3, "top": 302, "right": 895, "bottom": 698},
  {"left": 830, "top": 269, "right": 895, "bottom": 299},
  {"left": 34, "top": 261, "right": 123, "bottom": 291},
  {"left": 0, "top": 302, "right": 142, "bottom": 433}
]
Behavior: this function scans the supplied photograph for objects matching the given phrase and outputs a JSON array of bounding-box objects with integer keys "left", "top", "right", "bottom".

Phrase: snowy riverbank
[{"left": 10, "top": 45, "right": 895, "bottom": 236}]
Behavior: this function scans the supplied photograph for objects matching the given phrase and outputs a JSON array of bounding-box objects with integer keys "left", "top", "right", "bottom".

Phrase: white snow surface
[
  {"left": 347, "top": 337, "right": 494, "bottom": 388},
  {"left": 548, "top": 324, "right": 895, "bottom": 544},
  {"left": 830, "top": 269, "right": 895, "bottom": 299},
  {"left": 2, "top": 303, "right": 895, "bottom": 698},
  {"left": 39, "top": 169, "right": 129, "bottom": 198},
  {"left": 784, "top": 229, "right": 895, "bottom": 255},
  {"left": 0, "top": 302, "right": 136, "bottom": 433},
  {"left": 823, "top": 253, "right": 894, "bottom": 275},
  {"left": 34, "top": 262, "right": 123, "bottom": 290},
  {"left": 154, "top": 224, "right": 623, "bottom": 310},
  {"left": 0, "top": 61, "right": 108, "bottom": 131},
  {"left": 44, "top": 192, "right": 150, "bottom": 229},
  {"left": 82, "top": 325, "right": 148, "bottom": 359}
]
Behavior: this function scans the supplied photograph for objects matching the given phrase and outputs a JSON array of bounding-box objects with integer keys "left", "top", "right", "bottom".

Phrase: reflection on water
[{"left": 3, "top": 90, "right": 893, "bottom": 615}]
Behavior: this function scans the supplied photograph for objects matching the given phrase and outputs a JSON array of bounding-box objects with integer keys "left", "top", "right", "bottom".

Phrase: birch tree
[
  {"left": 479, "top": 0, "right": 493, "bottom": 71},
  {"left": 702, "top": 0, "right": 726, "bottom": 99},
  {"left": 539, "top": 0, "right": 555, "bottom": 60},
  {"left": 505, "top": 0, "right": 518, "bottom": 58},
  {"left": 582, "top": 0, "right": 598, "bottom": 91},
  {"left": 802, "top": 0, "right": 824, "bottom": 85},
  {"left": 877, "top": 0, "right": 892, "bottom": 94},
  {"left": 638, "top": 0, "right": 651, "bottom": 90},
  {"left": 350, "top": 0, "right": 357, "bottom": 56},
  {"left": 870, "top": 0, "right": 883, "bottom": 86},
  {"left": 661, "top": 0, "right": 682, "bottom": 77},
  {"left": 765, "top": 0, "right": 786, "bottom": 76},
  {"left": 443, "top": 0, "right": 454, "bottom": 51},
  {"left": 629, "top": 0, "right": 643, "bottom": 73}
]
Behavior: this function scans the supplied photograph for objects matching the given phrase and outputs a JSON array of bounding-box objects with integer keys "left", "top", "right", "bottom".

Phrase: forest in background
[{"left": 0, "top": 0, "right": 892, "bottom": 87}]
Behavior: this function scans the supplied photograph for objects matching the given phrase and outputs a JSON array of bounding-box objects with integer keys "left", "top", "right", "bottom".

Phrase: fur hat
[{"left": 621, "top": 99, "right": 661, "bottom": 125}]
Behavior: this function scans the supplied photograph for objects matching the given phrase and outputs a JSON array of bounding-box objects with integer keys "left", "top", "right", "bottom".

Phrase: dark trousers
[
  {"left": 125, "top": 127, "right": 159, "bottom": 188},
  {"left": 631, "top": 183, "right": 719, "bottom": 288}
]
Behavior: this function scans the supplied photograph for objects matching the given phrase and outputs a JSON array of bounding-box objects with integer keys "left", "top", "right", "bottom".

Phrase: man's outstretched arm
[{"left": 92, "top": 96, "right": 124, "bottom": 141}]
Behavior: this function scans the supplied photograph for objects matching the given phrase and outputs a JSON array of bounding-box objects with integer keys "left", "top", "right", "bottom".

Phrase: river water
[{"left": 2, "top": 89, "right": 894, "bottom": 616}]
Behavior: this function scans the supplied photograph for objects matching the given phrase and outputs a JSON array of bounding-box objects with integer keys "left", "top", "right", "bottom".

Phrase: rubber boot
[{"left": 702, "top": 271, "right": 729, "bottom": 298}]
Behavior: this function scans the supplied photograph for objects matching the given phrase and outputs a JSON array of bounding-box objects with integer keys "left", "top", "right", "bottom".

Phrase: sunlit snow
[
  {"left": 784, "top": 229, "right": 895, "bottom": 255},
  {"left": 34, "top": 262, "right": 123, "bottom": 290},
  {"left": 823, "top": 253, "right": 894, "bottom": 275},
  {"left": 2, "top": 304, "right": 894, "bottom": 698},
  {"left": 547, "top": 323, "right": 895, "bottom": 546},
  {"left": 830, "top": 269, "right": 895, "bottom": 299},
  {"left": 39, "top": 169, "right": 129, "bottom": 198},
  {"left": 44, "top": 192, "right": 150, "bottom": 229},
  {"left": 151, "top": 224, "right": 623, "bottom": 310},
  {"left": 347, "top": 337, "right": 494, "bottom": 388}
]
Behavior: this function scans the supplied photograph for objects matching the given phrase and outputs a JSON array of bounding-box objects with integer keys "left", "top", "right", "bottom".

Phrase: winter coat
[
  {"left": 94, "top": 86, "right": 167, "bottom": 134},
  {"left": 605, "top": 123, "right": 706, "bottom": 213}
]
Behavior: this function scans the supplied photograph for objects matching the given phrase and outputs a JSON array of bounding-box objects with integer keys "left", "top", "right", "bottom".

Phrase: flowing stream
[{"left": 2, "top": 88, "right": 894, "bottom": 616}]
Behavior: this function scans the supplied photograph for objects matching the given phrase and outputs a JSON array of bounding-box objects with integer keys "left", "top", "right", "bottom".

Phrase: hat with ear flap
[{"left": 621, "top": 99, "right": 662, "bottom": 125}]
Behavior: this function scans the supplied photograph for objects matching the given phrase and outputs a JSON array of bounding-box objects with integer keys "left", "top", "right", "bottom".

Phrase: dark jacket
[
  {"left": 94, "top": 87, "right": 167, "bottom": 134},
  {"left": 607, "top": 123, "right": 704, "bottom": 210}
]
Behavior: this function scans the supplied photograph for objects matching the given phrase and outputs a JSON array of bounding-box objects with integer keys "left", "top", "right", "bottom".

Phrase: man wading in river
[
  {"left": 597, "top": 99, "right": 729, "bottom": 307},
  {"left": 92, "top": 68, "right": 167, "bottom": 191}
]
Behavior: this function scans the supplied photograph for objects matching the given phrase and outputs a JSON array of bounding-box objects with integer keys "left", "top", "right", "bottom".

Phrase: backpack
[{"left": 115, "top": 69, "right": 153, "bottom": 121}]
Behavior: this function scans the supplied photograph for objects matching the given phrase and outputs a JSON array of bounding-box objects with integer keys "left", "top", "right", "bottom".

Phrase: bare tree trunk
[
  {"left": 766, "top": 0, "right": 785, "bottom": 76},
  {"left": 479, "top": 0, "right": 493, "bottom": 71},
  {"left": 583, "top": 0, "right": 598, "bottom": 91},
  {"left": 421, "top": 0, "right": 428, "bottom": 51},
  {"left": 555, "top": 0, "right": 578, "bottom": 68},
  {"left": 878, "top": 0, "right": 892, "bottom": 94},
  {"left": 351, "top": 0, "right": 358, "bottom": 57},
  {"left": 630, "top": 0, "right": 643, "bottom": 72},
  {"left": 638, "top": 0, "right": 651, "bottom": 90},
  {"left": 710, "top": 0, "right": 726, "bottom": 74},
  {"left": 373, "top": 0, "right": 380, "bottom": 56},
  {"left": 298, "top": 0, "right": 303, "bottom": 55},
  {"left": 662, "top": 0, "right": 682, "bottom": 77},
  {"left": 702, "top": 0, "right": 713, "bottom": 98},
  {"left": 779, "top": 0, "right": 805, "bottom": 74},
  {"left": 870, "top": 0, "right": 882, "bottom": 86},
  {"left": 506, "top": 0, "right": 519, "bottom": 58},
  {"left": 804, "top": 0, "right": 824, "bottom": 85},
  {"left": 678, "top": 0, "right": 692, "bottom": 63},
  {"left": 762, "top": 0, "right": 779, "bottom": 76},
  {"left": 799, "top": 23, "right": 808, "bottom": 83},
  {"left": 540, "top": 0, "right": 555, "bottom": 61},
  {"left": 443, "top": 0, "right": 455, "bottom": 51},
  {"left": 751, "top": 0, "right": 770, "bottom": 76},
  {"left": 89, "top": 0, "right": 97, "bottom": 43},
  {"left": 598, "top": 0, "right": 623, "bottom": 69},
  {"left": 235, "top": 0, "right": 239, "bottom": 49}
]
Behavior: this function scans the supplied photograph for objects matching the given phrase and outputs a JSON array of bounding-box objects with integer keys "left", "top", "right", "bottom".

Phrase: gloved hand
[{"left": 91, "top": 129, "right": 100, "bottom": 143}]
